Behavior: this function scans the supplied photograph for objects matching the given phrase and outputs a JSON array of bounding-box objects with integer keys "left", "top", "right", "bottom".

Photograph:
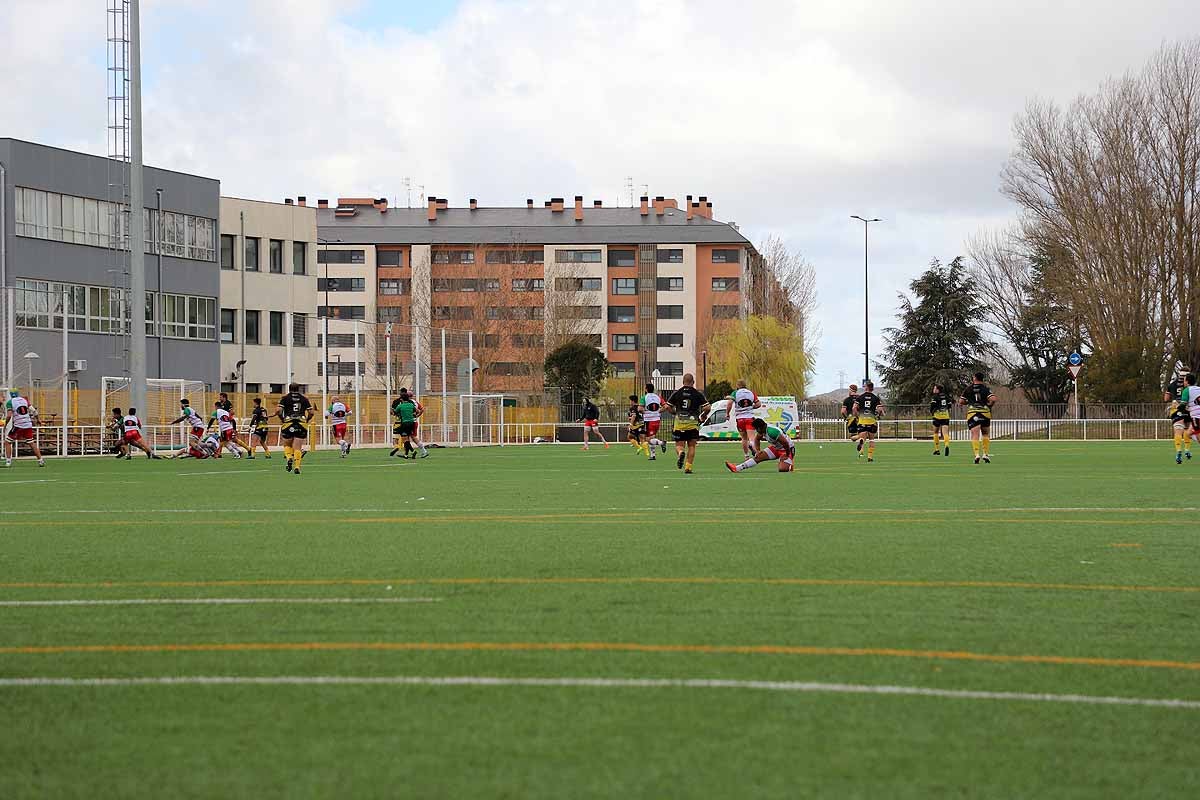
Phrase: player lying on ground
[
  {"left": 173, "top": 432, "right": 219, "bottom": 459},
  {"left": 120, "top": 408, "right": 162, "bottom": 460},
  {"left": 726, "top": 417, "right": 794, "bottom": 473},
  {"left": 665, "top": 373, "right": 710, "bottom": 474},
  {"left": 276, "top": 383, "right": 314, "bottom": 474},
  {"left": 5, "top": 390, "right": 45, "bottom": 467},
  {"left": 577, "top": 398, "right": 609, "bottom": 450},
  {"left": 852, "top": 381, "right": 884, "bottom": 462},
  {"left": 327, "top": 396, "right": 353, "bottom": 457},
  {"left": 930, "top": 384, "right": 952, "bottom": 456},
  {"left": 730, "top": 379, "right": 762, "bottom": 457},
  {"left": 958, "top": 372, "right": 996, "bottom": 464}
]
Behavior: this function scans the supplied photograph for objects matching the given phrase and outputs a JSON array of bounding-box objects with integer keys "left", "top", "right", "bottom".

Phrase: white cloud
[{"left": 3, "top": 0, "right": 1197, "bottom": 391}]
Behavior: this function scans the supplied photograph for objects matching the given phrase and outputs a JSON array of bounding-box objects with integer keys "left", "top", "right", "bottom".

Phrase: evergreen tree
[
  {"left": 543, "top": 341, "right": 609, "bottom": 405},
  {"left": 878, "top": 257, "right": 990, "bottom": 404},
  {"left": 1004, "top": 247, "right": 1075, "bottom": 404}
]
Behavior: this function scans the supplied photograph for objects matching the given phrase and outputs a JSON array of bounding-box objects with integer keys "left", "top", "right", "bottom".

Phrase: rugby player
[
  {"left": 641, "top": 383, "right": 666, "bottom": 456},
  {"left": 958, "top": 372, "right": 997, "bottom": 464},
  {"left": 1180, "top": 374, "right": 1200, "bottom": 457},
  {"left": 275, "top": 383, "right": 314, "bottom": 474},
  {"left": 5, "top": 390, "right": 46, "bottom": 467},
  {"left": 841, "top": 384, "right": 861, "bottom": 453},
  {"left": 577, "top": 397, "right": 609, "bottom": 450},
  {"left": 930, "top": 384, "right": 953, "bottom": 456},
  {"left": 217, "top": 392, "right": 233, "bottom": 413},
  {"left": 109, "top": 407, "right": 129, "bottom": 458},
  {"left": 326, "top": 396, "right": 353, "bottom": 457},
  {"left": 247, "top": 398, "right": 272, "bottom": 458},
  {"left": 730, "top": 379, "right": 762, "bottom": 457},
  {"left": 852, "top": 381, "right": 884, "bottom": 463},
  {"left": 389, "top": 388, "right": 427, "bottom": 458},
  {"left": 208, "top": 400, "right": 249, "bottom": 458},
  {"left": 1166, "top": 370, "right": 1192, "bottom": 463},
  {"left": 168, "top": 399, "right": 207, "bottom": 442},
  {"left": 725, "top": 418, "right": 794, "bottom": 473},
  {"left": 665, "top": 373, "right": 710, "bottom": 474},
  {"left": 120, "top": 408, "right": 161, "bottom": 460},
  {"left": 627, "top": 394, "right": 649, "bottom": 456}
]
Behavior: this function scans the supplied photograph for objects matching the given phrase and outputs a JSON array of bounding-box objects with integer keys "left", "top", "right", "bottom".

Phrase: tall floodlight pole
[
  {"left": 128, "top": 0, "right": 147, "bottom": 413},
  {"left": 850, "top": 216, "right": 881, "bottom": 383}
]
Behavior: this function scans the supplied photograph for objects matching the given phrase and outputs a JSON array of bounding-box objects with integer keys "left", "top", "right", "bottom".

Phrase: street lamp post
[
  {"left": 850, "top": 215, "right": 881, "bottom": 383},
  {"left": 332, "top": 353, "right": 342, "bottom": 394},
  {"left": 22, "top": 351, "right": 39, "bottom": 392}
]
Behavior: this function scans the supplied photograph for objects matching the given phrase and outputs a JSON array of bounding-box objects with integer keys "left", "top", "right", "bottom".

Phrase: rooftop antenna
[
  {"left": 624, "top": 177, "right": 633, "bottom": 208},
  {"left": 402, "top": 177, "right": 412, "bottom": 209}
]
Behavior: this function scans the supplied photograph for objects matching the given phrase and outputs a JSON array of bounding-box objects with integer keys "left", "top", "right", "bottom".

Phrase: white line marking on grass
[
  {"left": 0, "top": 479, "right": 58, "bottom": 485},
  {"left": 0, "top": 597, "right": 439, "bottom": 607},
  {"left": 0, "top": 506, "right": 1192, "bottom": 516},
  {"left": 0, "top": 674, "right": 1195, "bottom": 709}
]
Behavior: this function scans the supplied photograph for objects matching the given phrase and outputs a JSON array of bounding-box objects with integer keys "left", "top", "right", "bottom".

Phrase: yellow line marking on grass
[
  {"left": 2, "top": 576, "right": 1198, "bottom": 593},
  {"left": 1109, "top": 543, "right": 1144, "bottom": 548},
  {"left": 3, "top": 640, "right": 1200, "bottom": 672}
]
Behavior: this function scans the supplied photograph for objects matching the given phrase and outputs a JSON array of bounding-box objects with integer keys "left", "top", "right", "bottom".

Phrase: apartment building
[
  {"left": 0, "top": 138, "right": 220, "bottom": 391},
  {"left": 314, "top": 194, "right": 752, "bottom": 392},
  {"left": 315, "top": 238, "right": 378, "bottom": 393},
  {"left": 217, "top": 196, "right": 318, "bottom": 395}
]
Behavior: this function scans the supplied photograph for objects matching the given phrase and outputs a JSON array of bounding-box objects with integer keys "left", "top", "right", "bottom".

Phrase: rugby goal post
[
  {"left": 101, "top": 377, "right": 207, "bottom": 453},
  {"left": 457, "top": 394, "right": 507, "bottom": 447}
]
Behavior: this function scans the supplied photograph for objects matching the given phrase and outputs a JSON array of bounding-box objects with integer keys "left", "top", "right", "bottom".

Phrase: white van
[{"left": 700, "top": 396, "right": 799, "bottom": 440}]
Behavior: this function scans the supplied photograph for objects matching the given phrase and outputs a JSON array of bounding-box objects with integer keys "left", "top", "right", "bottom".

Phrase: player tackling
[
  {"left": 726, "top": 418, "right": 794, "bottom": 473},
  {"left": 730, "top": 379, "right": 762, "bottom": 457}
]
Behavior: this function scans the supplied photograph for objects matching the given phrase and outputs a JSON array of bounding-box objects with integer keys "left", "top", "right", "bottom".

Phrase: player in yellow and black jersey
[
  {"left": 852, "top": 381, "right": 884, "bottom": 462},
  {"left": 1165, "top": 370, "right": 1192, "bottom": 463},
  {"left": 627, "top": 394, "right": 648, "bottom": 456},
  {"left": 840, "top": 384, "right": 860, "bottom": 442},
  {"left": 930, "top": 384, "right": 953, "bottom": 457},
  {"left": 247, "top": 398, "right": 273, "bottom": 459},
  {"left": 275, "top": 383, "right": 314, "bottom": 475},
  {"left": 958, "top": 372, "right": 996, "bottom": 464}
]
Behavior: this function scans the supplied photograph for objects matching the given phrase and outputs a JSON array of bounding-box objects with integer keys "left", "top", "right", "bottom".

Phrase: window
[
  {"left": 512, "top": 333, "right": 545, "bottom": 348},
  {"left": 220, "top": 382, "right": 236, "bottom": 394},
  {"left": 317, "top": 249, "right": 366, "bottom": 264},
  {"left": 555, "top": 277, "right": 602, "bottom": 292},
  {"left": 486, "top": 362, "right": 533, "bottom": 376},
  {"left": 244, "top": 237, "right": 260, "bottom": 271},
  {"left": 432, "top": 278, "right": 478, "bottom": 292},
  {"left": 612, "top": 278, "right": 637, "bottom": 295},
  {"left": 711, "top": 249, "right": 740, "bottom": 264},
  {"left": 657, "top": 305, "right": 684, "bottom": 320},
  {"left": 318, "top": 361, "right": 364, "bottom": 377},
  {"left": 245, "top": 310, "right": 260, "bottom": 344},
  {"left": 608, "top": 306, "right": 635, "bottom": 323},
  {"left": 482, "top": 334, "right": 501, "bottom": 347},
  {"left": 481, "top": 278, "right": 500, "bottom": 292},
  {"left": 656, "top": 361, "right": 684, "bottom": 376},
  {"left": 245, "top": 383, "right": 262, "bottom": 394},
  {"left": 656, "top": 248, "right": 684, "bottom": 263},
  {"left": 317, "top": 306, "right": 366, "bottom": 320},
  {"left": 488, "top": 306, "right": 543, "bottom": 320},
  {"left": 555, "top": 249, "right": 601, "bottom": 263},
  {"left": 432, "top": 306, "right": 474, "bottom": 320},
  {"left": 489, "top": 249, "right": 544, "bottom": 264},
  {"left": 268, "top": 239, "right": 283, "bottom": 273},
  {"left": 512, "top": 278, "right": 543, "bottom": 292},
  {"left": 582, "top": 333, "right": 603, "bottom": 347},
  {"left": 611, "top": 362, "right": 635, "bottom": 377},
  {"left": 187, "top": 297, "right": 216, "bottom": 340},
  {"left": 270, "top": 383, "right": 285, "bottom": 394},
  {"left": 379, "top": 279, "right": 410, "bottom": 295},
  {"left": 378, "top": 306, "right": 404, "bottom": 323},
  {"left": 220, "top": 308, "right": 236, "bottom": 343},
  {"left": 432, "top": 250, "right": 475, "bottom": 264},
  {"left": 318, "top": 333, "right": 365, "bottom": 348},
  {"left": 292, "top": 312, "right": 307, "bottom": 346},
  {"left": 161, "top": 294, "right": 186, "bottom": 338},
  {"left": 612, "top": 334, "right": 638, "bottom": 351},
  {"left": 608, "top": 249, "right": 635, "bottom": 267},
  {"left": 657, "top": 277, "right": 684, "bottom": 291},
  {"left": 293, "top": 241, "right": 307, "bottom": 275},
  {"left": 318, "top": 278, "right": 366, "bottom": 292},
  {"left": 657, "top": 333, "right": 684, "bottom": 348},
  {"left": 712, "top": 304, "right": 739, "bottom": 319},
  {"left": 711, "top": 277, "right": 739, "bottom": 291},
  {"left": 269, "top": 311, "right": 284, "bottom": 345},
  {"left": 561, "top": 305, "right": 602, "bottom": 319},
  {"left": 377, "top": 250, "right": 403, "bottom": 267},
  {"left": 221, "top": 235, "right": 235, "bottom": 270}
]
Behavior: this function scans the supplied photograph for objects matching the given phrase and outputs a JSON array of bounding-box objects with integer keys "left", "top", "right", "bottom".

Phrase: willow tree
[{"left": 706, "top": 315, "right": 812, "bottom": 398}]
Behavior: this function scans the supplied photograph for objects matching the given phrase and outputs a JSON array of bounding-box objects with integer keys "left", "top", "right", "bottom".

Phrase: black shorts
[
  {"left": 394, "top": 421, "right": 416, "bottom": 436},
  {"left": 846, "top": 421, "right": 859, "bottom": 435},
  {"left": 672, "top": 427, "right": 701, "bottom": 442},
  {"left": 253, "top": 427, "right": 269, "bottom": 440},
  {"left": 858, "top": 423, "right": 878, "bottom": 435},
  {"left": 967, "top": 413, "right": 991, "bottom": 431},
  {"left": 280, "top": 420, "right": 307, "bottom": 440},
  {"left": 932, "top": 418, "right": 949, "bottom": 428},
  {"left": 629, "top": 426, "right": 645, "bottom": 439}
]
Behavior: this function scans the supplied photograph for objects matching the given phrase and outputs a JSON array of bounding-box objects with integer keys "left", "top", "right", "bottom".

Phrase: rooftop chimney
[
  {"left": 550, "top": 197, "right": 564, "bottom": 213},
  {"left": 527, "top": 198, "right": 534, "bottom": 209},
  {"left": 285, "top": 198, "right": 294, "bottom": 206},
  {"left": 686, "top": 195, "right": 693, "bottom": 221},
  {"left": 544, "top": 201, "right": 552, "bottom": 207},
  {"left": 427, "top": 196, "right": 438, "bottom": 222},
  {"left": 436, "top": 198, "right": 448, "bottom": 210},
  {"left": 469, "top": 198, "right": 478, "bottom": 210},
  {"left": 374, "top": 197, "right": 388, "bottom": 212},
  {"left": 640, "top": 196, "right": 649, "bottom": 216},
  {"left": 593, "top": 200, "right": 603, "bottom": 208},
  {"left": 574, "top": 195, "right": 583, "bottom": 222},
  {"left": 654, "top": 195, "right": 665, "bottom": 216},
  {"left": 317, "top": 199, "right": 329, "bottom": 209},
  {"left": 297, "top": 196, "right": 307, "bottom": 207}
]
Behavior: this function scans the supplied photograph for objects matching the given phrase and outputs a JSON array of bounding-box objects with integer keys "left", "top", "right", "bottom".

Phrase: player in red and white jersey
[
  {"left": 5, "top": 390, "right": 45, "bottom": 467},
  {"left": 326, "top": 397, "right": 353, "bottom": 457},
  {"left": 208, "top": 401, "right": 249, "bottom": 458},
  {"left": 730, "top": 379, "right": 763, "bottom": 457},
  {"left": 169, "top": 399, "right": 207, "bottom": 440},
  {"left": 120, "top": 408, "right": 161, "bottom": 460},
  {"left": 640, "top": 383, "right": 666, "bottom": 459}
]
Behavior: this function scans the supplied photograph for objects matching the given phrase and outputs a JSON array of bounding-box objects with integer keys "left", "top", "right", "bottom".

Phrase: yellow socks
[
  {"left": 971, "top": 440, "right": 980, "bottom": 457},
  {"left": 1176, "top": 431, "right": 1183, "bottom": 453},
  {"left": 868, "top": 442, "right": 876, "bottom": 458},
  {"left": 982, "top": 436, "right": 990, "bottom": 456},
  {"left": 283, "top": 445, "right": 294, "bottom": 460},
  {"left": 293, "top": 448, "right": 304, "bottom": 467}
]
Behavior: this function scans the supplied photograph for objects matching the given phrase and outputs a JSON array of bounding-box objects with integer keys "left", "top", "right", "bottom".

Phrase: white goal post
[
  {"left": 100, "top": 377, "right": 207, "bottom": 426},
  {"left": 457, "top": 394, "right": 507, "bottom": 447}
]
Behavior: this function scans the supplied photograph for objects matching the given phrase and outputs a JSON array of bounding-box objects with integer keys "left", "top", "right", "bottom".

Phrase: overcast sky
[{"left": 3, "top": 0, "right": 1197, "bottom": 392}]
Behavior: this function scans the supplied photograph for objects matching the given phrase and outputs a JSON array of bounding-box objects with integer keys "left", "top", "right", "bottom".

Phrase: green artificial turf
[{"left": 1, "top": 440, "right": 1198, "bottom": 798}]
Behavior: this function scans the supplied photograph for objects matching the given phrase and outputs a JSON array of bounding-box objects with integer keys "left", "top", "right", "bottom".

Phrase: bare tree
[{"left": 746, "top": 235, "right": 818, "bottom": 345}]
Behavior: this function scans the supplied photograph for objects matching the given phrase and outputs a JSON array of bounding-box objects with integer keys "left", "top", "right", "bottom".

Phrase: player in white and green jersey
[
  {"left": 725, "top": 418, "right": 794, "bottom": 473},
  {"left": 641, "top": 383, "right": 665, "bottom": 458},
  {"left": 1181, "top": 374, "right": 1200, "bottom": 456}
]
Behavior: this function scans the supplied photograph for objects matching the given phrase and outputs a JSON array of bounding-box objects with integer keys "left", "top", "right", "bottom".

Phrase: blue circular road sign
[{"left": 1068, "top": 352, "right": 1083, "bottom": 366}]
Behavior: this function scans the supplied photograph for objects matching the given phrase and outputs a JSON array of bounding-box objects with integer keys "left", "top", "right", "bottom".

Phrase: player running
[
  {"left": 665, "top": 373, "right": 710, "bottom": 474},
  {"left": 326, "top": 396, "right": 353, "bottom": 457},
  {"left": 577, "top": 397, "right": 609, "bottom": 450},
  {"left": 108, "top": 407, "right": 129, "bottom": 458},
  {"left": 276, "top": 383, "right": 314, "bottom": 474},
  {"left": 840, "top": 384, "right": 860, "bottom": 446},
  {"left": 208, "top": 401, "right": 249, "bottom": 458},
  {"left": 852, "top": 381, "right": 884, "bottom": 463},
  {"left": 930, "top": 384, "right": 953, "bottom": 456},
  {"left": 730, "top": 379, "right": 762, "bottom": 457},
  {"left": 1180, "top": 374, "right": 1200, "bottom": 456},
  {"left": 169, "top": 399, "right": 207, "bottom": 441},
  {"left": 5, "top": 390, "right": 45, "bottom": 467},
  {"left": 627, "top": 394, "right": 649, "bottom": 456},
  {"left": 642, "top": 383, "right": 667, "bottom": 456},
  {"left": 389, "top": 388, "right": 428, "bottom": 458},
  {"left": 1166, "top": 370, "right": 1192, "bottom": 464},
  {"left": 247, "top": 398, "right": 272, "bottom": 458},
  {"left": 959, "top": 372, "right": 997, "bottom": 464},
  {"left": 726, "top": 418, "right": 794, "bottom": 474},
  {"left": 120, "top": 408, "right": 161, "bottom": 460}
]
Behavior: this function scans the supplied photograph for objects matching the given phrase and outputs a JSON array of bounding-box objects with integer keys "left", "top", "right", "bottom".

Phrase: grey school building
[{"left": 0, "top": 138, "right": 221, "bottom": 391}]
